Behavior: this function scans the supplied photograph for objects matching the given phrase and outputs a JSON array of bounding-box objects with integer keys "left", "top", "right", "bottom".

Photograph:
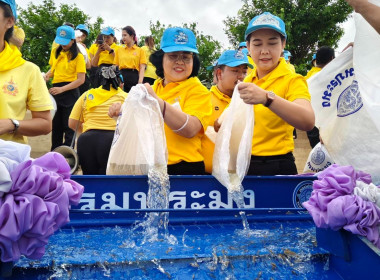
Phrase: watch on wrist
[
  {"left": 9, "top": 119, "right": 19, "bottom": 133},
  {"left": 109, "top": 49, "right": 114, "bottom": 54},
  {"left": 264, "top": 91, "right": 276, "bottom": 107}
]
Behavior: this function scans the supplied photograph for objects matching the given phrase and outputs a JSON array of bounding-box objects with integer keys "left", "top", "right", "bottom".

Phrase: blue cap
[
  {"left": 241, "top": 48, "right": 249, "bottom": 56},
  {"left": 160, "top": 27, "right": 198, "bottom": 54},
  {"left": 206, "top": 60, "right": 217, "bottom": 71},
  {"left": 217, "top": 50, "right": 253, "bottom": 69},
  {"left": 245, "top": 12, "right": 286, "bottom": 40},
  {"left": 238, "top": 42, "right": 247, "bottom": 48},
  {"left": 54, "top": 25, "right": 75, "bottom": 46},
  {"left": 284, "top": 50, "right": 292, "bottom": 57},
  {"left": 1, "top": 0, "right": 17, "bottom": 19},
  {"left": 76, "top": 24, "right": 89, "bottom": 35},
  {"left": 312, "top": 53, "right": 316, "bottom": 60},
  {"left": 101, "top": 27, "right": 115, "bottom": 36}
]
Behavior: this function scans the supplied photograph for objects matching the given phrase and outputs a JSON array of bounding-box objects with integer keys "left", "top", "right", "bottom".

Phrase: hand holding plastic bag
[{"left": 212, "top": 85, "right": 254, "bottom": 192}]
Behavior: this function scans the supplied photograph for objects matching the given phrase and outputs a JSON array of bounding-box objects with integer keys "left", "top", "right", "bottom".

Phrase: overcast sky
[{"left": 16, "top": 0, "right": 355, "bottom": 53}]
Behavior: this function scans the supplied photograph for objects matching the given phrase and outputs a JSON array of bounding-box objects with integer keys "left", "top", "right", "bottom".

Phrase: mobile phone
[{"left": 98, "top": 36, "right": 104, "bottom": 45}]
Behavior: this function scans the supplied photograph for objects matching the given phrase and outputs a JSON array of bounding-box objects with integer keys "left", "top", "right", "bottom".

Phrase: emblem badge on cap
[
  {"left": 60, "top": 30, "right": 67, "bottom": 37},
  {"left": 253, "top": 13, "right": 280, "bottom": 28},
  {"left": 174, "top": 32, "right": 188, "bottom": 45},
  {"left": 234, "top": 50, "right": 245, "bottom": 59}
]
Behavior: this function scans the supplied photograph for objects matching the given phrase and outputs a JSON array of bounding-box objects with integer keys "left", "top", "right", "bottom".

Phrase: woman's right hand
[{"left": 108, "top": 102, "right": 122, "bottom": 118}]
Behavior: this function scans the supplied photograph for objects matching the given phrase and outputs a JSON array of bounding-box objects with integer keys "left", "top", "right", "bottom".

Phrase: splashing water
[
  {"left": 132, "top": 166, "right": 177, "bottom": 245},
  {"left": 228, "top": 173, "right": 250, "bottom": 230}
]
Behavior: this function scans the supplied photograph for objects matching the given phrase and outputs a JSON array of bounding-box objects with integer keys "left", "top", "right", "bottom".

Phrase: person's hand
[
  {"left": 214, "top": 119, "right": 221, "bottom": 132},
  {"left": 144, "top": 83, "right": 159, "bottom": 100},
  {"left": 108, "top": 102, "right": 122, "bottom": 118},
  {"left": 345, "top": 0, "right": 368, "bottom": 12},
  {"left": 49, "top": 87, "right": 64, "bottom": 95},
  {"left": 238, "top": 82, "right": 267, "bottom": 105},
  {"left": 342, "top": 42, "right": 354, "bottom": 52}
]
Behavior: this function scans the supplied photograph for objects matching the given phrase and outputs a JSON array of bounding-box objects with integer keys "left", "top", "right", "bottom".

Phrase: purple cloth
[
  {"left": 0, "top": 152, "right": 84, "bottom": 262},
  {"left": 327, "top": 195, "right": 380, "bottom": 248},
  {"left": 303, "top": 164, "right": 372, "bottom": 228}
]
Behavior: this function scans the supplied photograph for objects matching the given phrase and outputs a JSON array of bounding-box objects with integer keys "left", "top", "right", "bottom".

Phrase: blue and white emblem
[
  {"left": 88, "top": 94, "right": 94, "bottom": 100},
  {"left": 60, "top": 30, "right": 67, "bottom": 37},
  {"left": 175, "top": 32, "right": 188, "bottom": 45},
  {"left": 311, "top": 146, "right": 325, "bottom": 165},
  {"left": 253, "top": 14, "right": 280, "bottom": 28},
  {"left": 293, "top": 181, "right": 314, "bottom": 208},
  {"left": 337, "top": 80, "right": 362, "bottom": 117},
  {"left": 235, "top": 50, "right": 245, "bottom": 59}
]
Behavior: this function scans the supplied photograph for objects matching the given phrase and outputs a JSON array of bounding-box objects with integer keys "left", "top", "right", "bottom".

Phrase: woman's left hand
[
  {"left": 49, "top": 87, "right": 64, "bottom": 95},
  {"left": 238, "top": 82, "right": 267, "bottom": 105}
]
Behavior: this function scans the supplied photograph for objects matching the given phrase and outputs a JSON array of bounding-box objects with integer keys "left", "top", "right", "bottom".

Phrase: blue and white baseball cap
[
  {"left": 0, "top": 0, "right": 17, "bottom": 19},
  {"left": 217, "top": 50, "right": 253, "bottom": 68},
  {"left": 101, "top": 27, "right": 115, "bottom": 36},
  {"left": 160, "top": 27, "right": 198, "bottom": 54},
  {"left": 238, "top": 42, "right": 247, "bottom": 48},
  {"left": 245, "top": 12, "right": 286, "bottom": 40},
  {"left": 54, "top": 25, "right": 75, "bottom": 46},
  {"left": 76, "top": 24, "right": 89, "bottom": 35}
]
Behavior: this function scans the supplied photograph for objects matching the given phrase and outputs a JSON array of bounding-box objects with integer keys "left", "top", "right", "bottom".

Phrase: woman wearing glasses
[{"left": 109, "top": 27, "right": 212, "bottom": 175}]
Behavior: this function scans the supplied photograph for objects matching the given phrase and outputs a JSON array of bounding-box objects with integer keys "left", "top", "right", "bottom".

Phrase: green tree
[
  {"left": 224, "top": 0, "right": 352, "bottom": 74},
  {"left": 18, "top": 0, "right": 103, "bottom": 72},
  {"left": 143, "top": 21, "right": 222, "bottom": 86}
]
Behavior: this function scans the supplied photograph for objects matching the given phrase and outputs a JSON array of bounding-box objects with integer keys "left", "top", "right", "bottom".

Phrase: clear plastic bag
[
  {"left": 212, "top": 85, "right": 254, "bottom": 192},
  {"left": 106, "top": 84, "right": 167, "bottom": 175}
]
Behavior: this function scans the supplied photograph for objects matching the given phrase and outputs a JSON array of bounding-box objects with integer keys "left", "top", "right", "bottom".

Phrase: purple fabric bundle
[
  {"left": 303, "top": 164, "right": 380, "bottom": 249},
  {"left": 0, "top": 152, "right": 84, "bottom": 262}
]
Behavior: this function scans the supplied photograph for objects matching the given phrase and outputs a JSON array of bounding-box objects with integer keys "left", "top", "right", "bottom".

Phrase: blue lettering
[
  {"left": 335, "top": 73, "right": 345, "bottom": 86},
  {"left": 322, "top": 102, "right": 330, "bottom": 107}
]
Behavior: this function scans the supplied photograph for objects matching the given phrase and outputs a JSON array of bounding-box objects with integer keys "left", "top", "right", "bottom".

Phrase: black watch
[
  {"left": 264, "top": 91, "right": 276, "bottom": 107},
  {"left": 109, "top": 49, "right": 114, "bottom": 54},
  {"left": 9, "top": 119, "right": 19, "bottom": 133}
]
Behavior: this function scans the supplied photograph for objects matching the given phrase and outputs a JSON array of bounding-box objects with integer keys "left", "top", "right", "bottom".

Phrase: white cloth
[
  {"left": 0, "top": 140, "right": 31, "bottom": 196},
  {"left": 354, "top": 181, "right": 380, "bottom": 208},
  {"left": 77, "top": 43, "right": 89, "bottom": 64},
  {"left": 308, "top": 47, "right": 380, "bottom": 184},
  {"left": 212, "top": 85, "right": 254, "bottom": 192}
]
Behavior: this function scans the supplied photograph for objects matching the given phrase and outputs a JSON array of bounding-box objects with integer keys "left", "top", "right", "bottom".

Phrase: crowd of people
[{"left": 1, "top": 0, "right": 378, "bottom": 176}]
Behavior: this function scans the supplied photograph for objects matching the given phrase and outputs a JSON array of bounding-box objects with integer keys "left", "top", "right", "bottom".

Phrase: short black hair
[
  {"left": 150, "top": 49, "right": 200, "bottom": 79},
  {"left": 246, "top": 33, "right": 285, "bottom": 43},
  {"left": 0, "top": 2, "right": 14, "bottom": 42},
  {"left": 316, "top": 46, "right": 335, "bottom": 66}
]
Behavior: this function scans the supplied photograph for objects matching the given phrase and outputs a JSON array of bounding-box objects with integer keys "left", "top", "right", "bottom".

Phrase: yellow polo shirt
[
  {"left": 153, "top": 77, "right": 212, "bottom": 165},
  {"left": 114, "top": 45, "right": 147, "bottom": 71},
  {"left": 49, "top": 48, "right": 86, "bottom": 84},
  {"left": 201, "top": 85, "right": 231, "bottom": 173},
  {"left": 89, "top": 43, "right": 119, "bottom": 66},
  {"left": 141, "top": 46, "right": 158, "bottom": 79},
  {"left": 1, "top": 44, "right": 53, "bottom": 143},
  {"left": 244, "top": 58, "right": 311, "bottom": 156},
  {"left": 70, "top": 87, "right": 127, "bottom": 133},
  {"left": 305, "top": 67, "right": 322, "bottom": 80}
]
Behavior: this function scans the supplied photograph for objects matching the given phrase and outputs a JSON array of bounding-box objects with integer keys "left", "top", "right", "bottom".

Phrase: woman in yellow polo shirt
[
  {"left": 114, "top": 25, "right": 147, "bottom": 92},
  {"left": 109, "top": 27, "right": 212, "bottom": 175},
  {"left": 45, "top": 25, "right": 86, "bottom": 151},
  {"left": 0, "top": 0, "right": 52, "bottom": 143},
  {"left": 69, "top": 66, "right": 126, "bottom": 175},
  {"left": 141, "top": 35, "right": 158, "bottom": 85},
  {"left": 90, "top": 27, "right": 119, "bottom": 88},
  {"left": 237, "top": 12, "right": 315, "bottom": 175}
]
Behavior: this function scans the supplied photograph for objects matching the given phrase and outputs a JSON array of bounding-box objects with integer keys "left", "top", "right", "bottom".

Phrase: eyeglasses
[{"left": 166, "top": 53, "right": 194, "bottom": 64}]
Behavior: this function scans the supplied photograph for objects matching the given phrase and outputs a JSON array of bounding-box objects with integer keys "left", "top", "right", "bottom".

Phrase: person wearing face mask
[
  {"left": 236, "top": 12, "right": 315, "bottom": 175},
  {"left": 201, "top": 49, "right": 253, "bottom": 174},
  {"left": 90, "top": 27, "right": 119, "bottom": 88},
  {"left": 0, "top": 0, "right": 52, "bottom": 143},
  {"left": 44, "top": 25, "right": 86, "bottom": 150},
  {"left": 114, "top": 25, "right": 147, "bottom": 92},
  {"left": 109, "top": 27, "right": 212, "bottom": 175}
]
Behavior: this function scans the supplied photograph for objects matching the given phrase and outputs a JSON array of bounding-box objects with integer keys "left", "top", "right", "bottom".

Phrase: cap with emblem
[
  {"left": 0, "top": 0, "right": 17, "bottom": 19},
  {"left": 101, "top": 27, "right": 115, "bottom": 36},
  {"left": 54, "top": 25, "right": 75, "bottom": 46},
  {"left": 245, "top": 12, "right": 286, "bottom": 40},
  {"left": 217, "top": 50, "right": 253, "bottom": 69},
  {"left": 160, "top": 27, "right": 198, "bottom": 54},
  {"left": 76, "top": 24, "right": 89, "bottom": 36}
]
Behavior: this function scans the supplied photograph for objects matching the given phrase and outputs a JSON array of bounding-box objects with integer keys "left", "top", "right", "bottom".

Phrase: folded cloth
[
  {"left": 0, "top": 152, "right": 84, "bottom": 262},
  {"left": 327, "top": 194, "right": 380, "bottom": 248},
  {"left": 354, "top": 181, "right": 380, "bottom": 208}
]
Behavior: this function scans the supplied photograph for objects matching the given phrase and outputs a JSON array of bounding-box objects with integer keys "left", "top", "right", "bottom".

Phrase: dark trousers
[
  {"left": 51, "top": 83, "right": 79, "bottom": 151},
  {"left": 307, "top": 126, "right": 320, "bottom": 149},
  {"left": 121, "top": 68, "right": 139, "bottom": 92},
  {"left": 247, "top": 152, "right": 297, "bottom": 176},
  {"left": 143, "top": 77, "right": 156, "bottom": 85},
  {"left": 167, "top": 161, "right": 205, "bottom": 175},
  {"left": 51, "top": 104, "right": 75, "bottom": 150},
  {"left": 77, "top": 129, "right": 115, "bottom": 175}
]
